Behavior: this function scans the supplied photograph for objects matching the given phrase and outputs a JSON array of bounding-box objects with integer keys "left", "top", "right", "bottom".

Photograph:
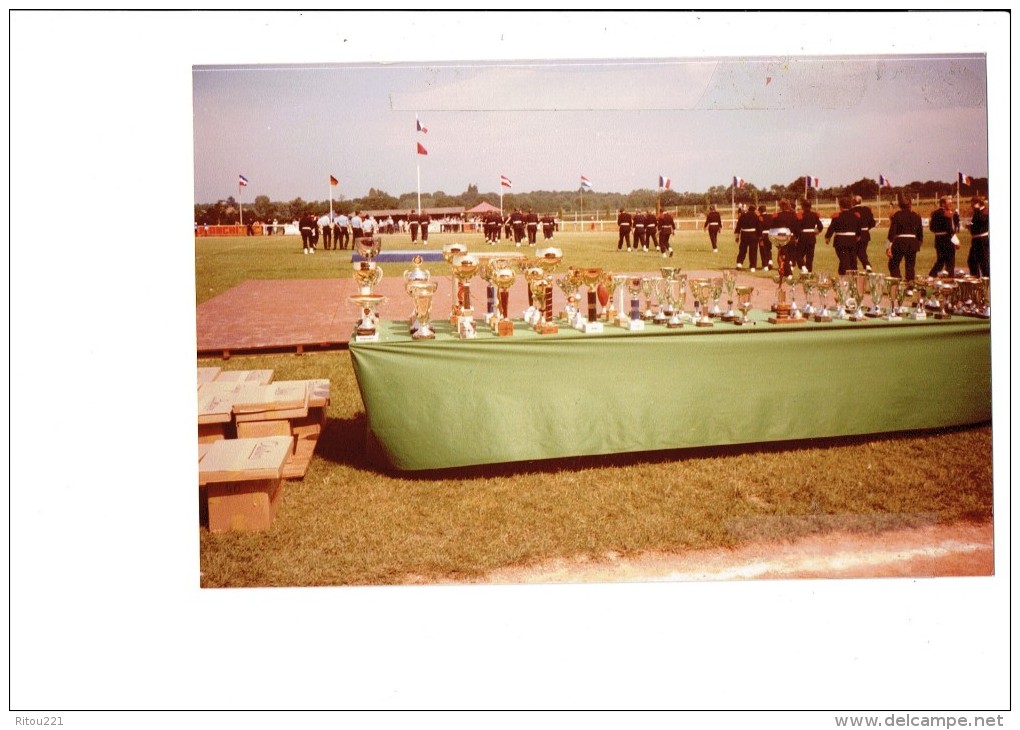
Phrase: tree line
[{"left": 194, "top": 176, "right": 988, "bottom": 225}]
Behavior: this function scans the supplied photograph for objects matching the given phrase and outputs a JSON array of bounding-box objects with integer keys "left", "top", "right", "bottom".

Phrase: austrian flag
[{"left": 500, "top": 175, "right": 512, "bottom": 189}]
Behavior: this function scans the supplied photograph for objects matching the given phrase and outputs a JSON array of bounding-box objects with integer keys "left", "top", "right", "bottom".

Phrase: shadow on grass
[{"left": 315, "top": 414, "right": 991, "bottom": 482}]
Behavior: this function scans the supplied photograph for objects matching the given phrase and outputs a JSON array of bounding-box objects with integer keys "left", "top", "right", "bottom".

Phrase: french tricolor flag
[
  {"left": 806, "top": 176, "right": 819, "bottom": 189},
  {"left": 879, "top": 174, "right": 892, "bottom": 188},
  {"left": 658, "top": 175, "right": 671, "bottom": 190},
  {"left": 958, "top": 171, "right": 973, "bottom": 186},
  {"left": 733, "top": 176, "right": 745, "bottom": 189}
]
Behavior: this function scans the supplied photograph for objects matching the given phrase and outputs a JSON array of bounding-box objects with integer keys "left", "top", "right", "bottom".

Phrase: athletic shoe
[
  {"left": 865, "top": 265, "right": 873, "bottom": 272},
  {"left": 662, "top": 253, "right": 668, "bottom": 258},
  {"left": 801, "top": 266, "right": 809, "bottom": 274},
  {"left": 304, "top": 249, "right": 309, "bottom": 254},
  {"left": 669, "top": 249, "right": 674, "bottom": 258},
  {"left": 735, "top": 263, "right": 742, "bottom": 270},
  {"left": 750, "top": 267, "right": 756, "bottom": 272}
]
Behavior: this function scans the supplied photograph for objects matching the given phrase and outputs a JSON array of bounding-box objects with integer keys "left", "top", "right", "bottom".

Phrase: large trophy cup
[
  {"left": 800, "top": 273, "right": 817, "bottom": 319},
  {"left": 666, "top": 272, "right": 687, "bottom": 328},
  {"left": 844, "top": 270, "right": 867, "bottom": 321},
  {"left": 557, "top": 267, "right": 583, "bottom": 326},
  {"left": 478, "top": 257, "right": 498, "bottom": 325},
  {"left": 866, "top": 272, "right": 886, "bottom": 318},
  {"left": 721, "top": 269, "right": 738, "bottom": 321},
  {"left": 625, "top": 276, "right": 645, "bottom": 330},
  {"left": 813, "top": 273, "right": 833, "bottom": 322},
  {"left": 601, "top": 271, "right": 619, "bottom": 324},
  {"left": 884, "top": 277, "right": 904, "bottom": 321},
  {"left": 832, "top": 274, "right": 850, "bottom": 320},
  {"left": 403, "top": 254, "right": 431, "bottom": 335},
  {"left": 689, "top": 278, "right": 715, "bottom": 327},
  {"left": 451, "top": 253, "right": 480, "bottom": 338},
  {"left": 535, "top": 247, "right": 563, "bottom": 330},
  {"left": 349, "top": 236, "right": 385, "bottom": 342},
  {"left": 767, "top": 272, "right": 797, "bottom": 324},
  {"left": 491, "top": 264, "right": 517, "bottom": 336},
  {"left": 530, "top": 275, "right": 557, "bottom": 334},
  {"left": 442, "top": 243, "right": 469, "bottom": 323},
  {"left": 934, "top": 279, "right": 958, "bottom": 320},
  {"left": 734, "top": 285, "right": 754, "bottom": 325},
  {"left": 408, "top": 280, "right": 438, "bottom": 340},
  {"left": 708, "top": 277, "right": 725, "bottom": 318},
  {"left": 653, "top": 277, "right": 670, "bottom": 324},
  {"left": 579, "top": 267, "right": 605, "bottom": 333}
]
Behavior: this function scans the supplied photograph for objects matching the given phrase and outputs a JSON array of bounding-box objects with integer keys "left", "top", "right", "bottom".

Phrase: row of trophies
[{"left": 348, "top": 236, "right": 991, "bottom": 342}]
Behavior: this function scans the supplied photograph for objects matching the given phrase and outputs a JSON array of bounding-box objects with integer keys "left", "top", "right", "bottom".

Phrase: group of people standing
[
  {"left": 481, "top": 208, "right": 557, "bottom": 246},
  {"left": 616, "top": 208, "right": 677, "bottom": 258},
  {"left": 297, "top": 210, "right": 375, "bottom": 254},
  {"left": 884, "top": 194, "right": 990, "bottom": 282},
  {"left": 732, "top": 198, "right": 828, "bottom": 275}
]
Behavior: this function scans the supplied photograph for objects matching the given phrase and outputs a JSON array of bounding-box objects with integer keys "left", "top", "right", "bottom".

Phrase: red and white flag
[
  {"left": 580, "top": 175, "right": 592, "bottom": 190},
  {"left": 417, "top": 142, "right": 428, "bottom": 156},
  {"left": 500, "top": 175, "right": 512, "bottom": 189},
  {"left": 416, "top": 117, "right": 428, "bottom": 134},
  {"left": 238, "top": 174, "right": 249, "bottom": 187}
]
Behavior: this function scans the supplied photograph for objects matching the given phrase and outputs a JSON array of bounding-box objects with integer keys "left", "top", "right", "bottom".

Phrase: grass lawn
[{"left": 196, "top": 229, "right": 993, "bottom": 587}]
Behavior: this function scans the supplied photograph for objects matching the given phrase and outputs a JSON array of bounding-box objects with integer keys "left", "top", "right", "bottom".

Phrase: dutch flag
[{"left": 580, "top": 175, "right": 593, "bottom": 191}]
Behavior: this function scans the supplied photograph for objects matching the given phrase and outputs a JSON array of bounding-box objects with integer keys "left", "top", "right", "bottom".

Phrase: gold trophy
[
  {"left": 451, "top": 253, "right": 480, "bottom": 338},
  {"left": 734, "top": 284, "right": 754, "bottom": 325},
  {"left": 403, "top": 255, "right": 432, "bottom": 335},
  {"left": 695, "top": 278, "right": 715, "bottom": 327},
  {"left": 687, "top": 277, "right": 709, "bottom": 324},
  {"left": 845, "top": 270, "right": 867, "bottom": 321},
  {"left": 652, "top": 277, "right": 669, "bottom": 324},
  {"left": 799, "top": 272, "right": 817, "bottom": 319},
  {"left": 611, "top": 274, "right": 629, "bottom": 325},
  {"left": 535, "top": 247, "right": 563, "bottom": 327},
  {"left": 349, "top": 238, "right": 385, "bottom": 341},
  {"left": 557, "top": 268, "right": 583, "bottom": 326},
  {"left": 531, "top": 276, "right": 558, "bottom": 334},
  {"left": 478, "top": 257, "right": 498, "bottom": 325},
  {"left": 442, "top": 243, "right": 469, "bottom": 323},
  {"left": 866, "top": 272, "right": 886, "bottom": 318},
  {"left": 640, "top": 276, "right": 655, "bottom": 321},
  {"left": 601, "top": 271, "right": 620, "bottom": 323},
  {"left": 408, "top": 280, "right": 438, "bottom": 340},
  {"left": 767, "top": 272, "right": 797, "bottom": 324},
  {"left": 934, "top": 279, "right": 958, "bottom": 320},
  {"left": 491, "top": 265, "right": 517, "bottom": 336},
  {"left": 666, "top": 273, "right": 687, "bottom": 328},
  {"left": 523, "top": 266, "right": 547, "bottom": 325}
]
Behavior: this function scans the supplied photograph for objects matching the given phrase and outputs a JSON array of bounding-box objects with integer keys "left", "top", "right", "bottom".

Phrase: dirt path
[{"left": 465, "top": 520, "right": 993, "bottom": 584}]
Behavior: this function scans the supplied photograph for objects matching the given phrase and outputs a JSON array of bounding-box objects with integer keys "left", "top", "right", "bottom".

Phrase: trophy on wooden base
[
  {"left": 767, "top": 272, "right": 798, "bottom": 324},
  {"left": 531, "top": 276, "right": 558, "bottom": 334},
  {"left": 721, "top": 269, "right": 738, "bottom": 321},
  {"left": 625, "top": 276, "right": 645, "bottom": 330},
  {"left": 491, "top": 265, "right": 517, "bottom": 336},
  {"left": 350, "top": 247, "right": 385, "bottom": 342},
  {"left": 451, "top": 253, "right": 480, "bottom": 338},
  {"left": 579, "top": 267, "right": 605, "bottom": 333},
  {"left": 442, "top": 243, "right": 469, "bottom": 323},
  {"left": 601, "top": 271, "right": 620, "bottom": 323},
  {"left": 403, "top": 255, "right": 432, "bottom": 334},
  {"left": 884, "top": 277, "right": 904, "bottom": 321},
  {"left": 813, "top": 273, "right": 833, "bottom": 322},
  {"left": 844, "top": 270, "right": 867, "bottom": 321},
  {"left": 734, "top": 285, "right": 754, "bottom": 325}
]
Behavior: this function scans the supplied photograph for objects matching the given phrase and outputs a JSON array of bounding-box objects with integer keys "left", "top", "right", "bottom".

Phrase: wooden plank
[
  {"left": 198, "top": 436, "right": 291, "bottom": 485},
  {"left": 213, "top": 369, "right": 274, "bottom": 385}
]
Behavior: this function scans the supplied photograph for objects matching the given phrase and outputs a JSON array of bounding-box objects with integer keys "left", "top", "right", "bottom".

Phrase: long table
[{"left": 349, "top": 312, "right": 992, "bottom": 471}]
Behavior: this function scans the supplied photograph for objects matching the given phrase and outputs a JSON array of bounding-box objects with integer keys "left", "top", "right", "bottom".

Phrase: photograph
[{"left": 10, "top": 10, "right": 1011, "bottom": 723}]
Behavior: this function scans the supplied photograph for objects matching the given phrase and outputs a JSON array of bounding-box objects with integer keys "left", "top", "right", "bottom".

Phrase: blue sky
[{"left": 194, "top": 49, "right": 989, "bottom": 204}]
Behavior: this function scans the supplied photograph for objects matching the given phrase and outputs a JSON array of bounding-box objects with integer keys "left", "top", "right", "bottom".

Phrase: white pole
[
  {"left": 238, "top": 183, "right": 243, "bottom": 226},
  {"left": 417, "top": 163, "right": 421, "bottom": 213}
]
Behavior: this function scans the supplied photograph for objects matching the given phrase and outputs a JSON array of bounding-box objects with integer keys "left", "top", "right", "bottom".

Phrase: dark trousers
[
  {"left": 856, "top": 231, "right": 872, "bottom": 268},
  {"left": 800, "top": 234, "right": 817, "bottom": 272},
  {"left": 322, "top": 227, "right": 332, "bottom": 250},
  {"left": 929, "top": 235, "right": 956, "bottom": 276},
  {"left": 737, "top": 232, "right": 758, "bottom": 268},
  {"left": 889, "top": 238, "right": 920, "bottom": 281},
  {"left": 527, "top": 224, "right": 538, "bottom": 244},
  {"left": 543, "top": 225, "right": 554, "bottom": 240},
  {"left": 338, "top": 227, "right": 350, "bottom": 249},
  {"left": 300, "top": 228, "right": 312, "bottom": 249},
  {"left": 707, "top": 225, "right": 719, "bottom": 249},
  {"left": 634, "top": 226, "right": 645, "bottom": 249},
  {"left": 659, "top": 228, "right": 672, "bottom": 252},
  {"left": 410, "top": 224, "right": 419, "bottom": 243},
  {"left": 833, "top": 235, "right": 857, "bottom": 275},
  {"left": 758, "top": 236, "right": 773, "bottom": 268},
  {"left": 967, "top": 236, "right": 990, "bottom": 277},
  {"left": 618, "top": 226, "right": 630, "bottom": 249},
  {"left": 513, "top": 224, "right": 525, "bottom": 244}
]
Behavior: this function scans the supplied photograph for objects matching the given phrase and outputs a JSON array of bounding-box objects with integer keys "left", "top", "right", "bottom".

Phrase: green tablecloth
[{"left": 349, "top": 313, "right": 992, "bottom": 471}]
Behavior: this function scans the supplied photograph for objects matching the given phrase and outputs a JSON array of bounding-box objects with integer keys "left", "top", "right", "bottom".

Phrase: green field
[{"left": 196, "top": 230, "right": 992, "bottom": 587}]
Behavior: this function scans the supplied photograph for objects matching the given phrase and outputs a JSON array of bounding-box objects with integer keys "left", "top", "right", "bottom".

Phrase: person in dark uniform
[
  {"left": 734, "top": 204, "right": 761, "bottom": 271},
  {"left": 927, "top": 195, "right": 960, "bottom": 277},
  {"left": 541, "top": 212, "right": 556, "bottom": 241},
  {"left": 299, "top": 211, "right": 316, "bottom": 254},
  {"left": 408, "top": 209, "right": 420, "bottom": 244},
  {"left": 510, "top": 207, "right": 526, "bottom": 247},
  {"left": 617, "top": 208, "right": 632, "bottom": 251},
  {"left": 483, "top": 210, "right": 498, "bottom": 244},
  {"left": 886, "top": 193, "right": 924, "bottom": 282},
  {"left": 771, "top": 199, "right": 799, "bottom": 276},
  {"left": 419, "top": 210, "right": 431, "bottom": 245},
  {"left": 825, "top": 196, "right": 862, "bottom": 274},
  {"left": 851, "top": 195, "right": 876, "bottom": 272},
  {"left": 657, "top": 209, "right": 675, "bottom": 258},
  {"left": 757, "top": 205, "right": 774, "bottom": 271},
  {"left": 644, "top": 210, "right": 658, "bottom": 253},
  {"left": 704, "top": 204, "right": 722, "bottom": 252},
  {"left": 525, "top": 208, "right": 539, "bottom": 246},
  {"left": 503, "top": 213, "right": 512, "bottom": 241},
  {"left": 797, "top": 199, "right": 823, "bottom": 272},
  {"left": 633, "top": 209, "right": 646, "bottom": 252},
  {"left": 966, "top": 196, "right": 989, "bottom": 277}
]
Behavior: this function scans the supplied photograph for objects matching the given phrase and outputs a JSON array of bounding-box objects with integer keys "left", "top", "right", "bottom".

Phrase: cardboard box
[
  {"left": 197, "top": 367, "right": 221, "bottom": 387},
  {"left": 198, "top": 436, "right": 293, "bottom": 532},
  {"left": 213, "top": 369, "right": 274, "bottom": 385}
]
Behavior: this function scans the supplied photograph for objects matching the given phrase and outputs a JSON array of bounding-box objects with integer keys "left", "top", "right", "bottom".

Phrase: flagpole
[
  {"left": 417, "top": 163, "right": 421, "bottom": 213},
  {"left": 238, "top": 182, "right": 243, "bottom": 226},
  {"left": 329, "top": 181, "right": 334, "bottom": 220}
]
